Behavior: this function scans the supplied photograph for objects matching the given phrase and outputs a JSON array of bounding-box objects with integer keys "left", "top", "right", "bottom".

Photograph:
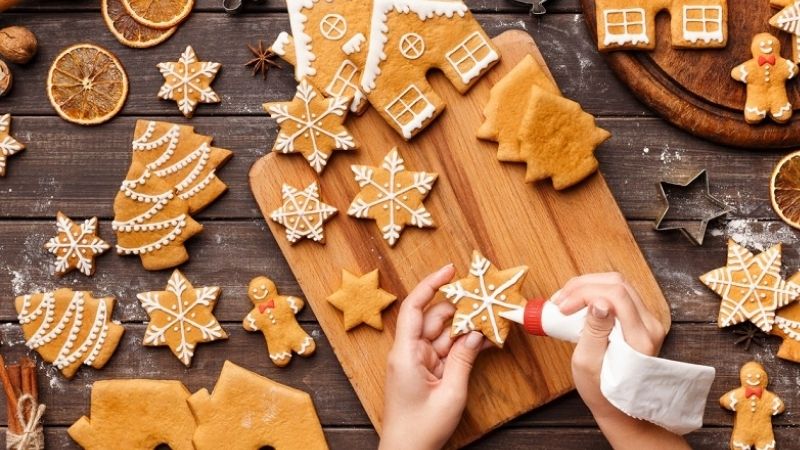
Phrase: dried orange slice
[
  {"left": 102, "top": 0, "right": 177, "bottom": 48},
  {"left": 122, "top": 0, "right": 194, "bottom": 30},
  {"left": 771, "top": 151, "right": 800, "bottom": 229},
  {"left": 47, "top": 44, "right": 129, "bottom": 126}
]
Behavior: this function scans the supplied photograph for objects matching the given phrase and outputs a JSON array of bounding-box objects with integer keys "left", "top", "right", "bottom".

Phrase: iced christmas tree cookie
[
  {"left": 158, "top": 46, "right": 220, "bottom": 118},
  {"left": 45, "top": 212, "right": 110, "bottom": 276},
  {"left": 327, "top": 269, "right": 396, "bottom": 331},
  {"left": 0, "top": 113, "right": 23, "bottom": 177},
  {"left": 270, "top": 182, "right": 337, "bottom": 244}
]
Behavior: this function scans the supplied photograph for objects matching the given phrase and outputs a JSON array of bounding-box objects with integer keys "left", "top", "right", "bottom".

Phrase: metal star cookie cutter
[
  {"left": 222, "top": 0, "right": 264, "bottom": 14},
  {"left": 654, "top": 169, "right": 730, "bottom": 246},
  {"left": 510, "top": 0, "right": 548, "bottom": 15}
]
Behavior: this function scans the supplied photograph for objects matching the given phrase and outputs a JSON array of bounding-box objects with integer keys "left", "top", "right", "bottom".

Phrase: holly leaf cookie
[
  {"left": 45, "top": 212, "right": 111, "bottom": 276},
  {"left": 327, "top": 269, "right": 396, "bottom": 331},
  {"left": 0, "top": 113, "right": 24, "bottom": 177},
  {"left": 137, "top": 270, "right": 227, "bottom": 366},
  {"left": 270, "top": 182, "right": 337, "bottom": 244},
  {"left": 158, "top": 46, "right": 221, "bottom": 118}
]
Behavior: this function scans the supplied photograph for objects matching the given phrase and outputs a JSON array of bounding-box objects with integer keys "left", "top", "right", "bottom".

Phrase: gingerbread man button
[
  {"left": 720, "top": 361, "right": 785, "bottom": 450},
  {"left": 243, "top": 276, "right": 316, "bottom": 367},
  {"left": 732, "top": 32, "right": 798, "bottom": 124}
]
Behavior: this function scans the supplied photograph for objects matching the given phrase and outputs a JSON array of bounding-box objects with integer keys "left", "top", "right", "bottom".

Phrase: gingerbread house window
[
  {"left": 603, "top": 8, "right": 648, "bottom": 46},
  {"left": 325, "top": 60, "right": 359, "bottom": 99},
  {"left": 384, "top": 84, "right": 436, "bottom": 138},
  {"left": 399, "top": 33, "right": 426, "bottom": 60},
  {"left": 320, "top": 14, "right": 347, "bottom": 41},
  {"left": 682, "top": 5, "right": 723, "bottom": 43},
  {"left": 446, "top": 31, "right": 497, "bottom": 83}
]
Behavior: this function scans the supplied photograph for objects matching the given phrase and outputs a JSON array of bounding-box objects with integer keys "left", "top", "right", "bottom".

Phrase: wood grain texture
[{"left": 250, "top": 30, "right": 670, "bottom": 448}]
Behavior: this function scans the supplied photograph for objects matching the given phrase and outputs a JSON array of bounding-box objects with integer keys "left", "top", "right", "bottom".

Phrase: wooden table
[{"left": 0, "top": 1, "right": 797, "bottom": 448}]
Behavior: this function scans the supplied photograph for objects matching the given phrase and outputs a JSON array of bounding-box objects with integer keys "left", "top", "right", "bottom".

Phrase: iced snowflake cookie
[
  {"left": 347, "top": 148, "right": 437, "bottom": 246},
  {"left": 15, "top": 288, "right": 125, "bottom": 378},
  {"left": 137, "top": 270, "right": 227, "bottom": 366},
  {"left": 0, "top": 113, "right": 24, "bottom": 177},
  {"left": 327, "top": 269, "right": 396, "bottom": 331},
  {"left": 243, "top": 276, "right": 316, "bottom": 367},
  {"left": 158, "top": 46, "right": 220, "bottom": 118},
  {"left": 700, "top": 240, "right": 800, "bottom": 332},
  {"left": 264, "top": 79, "right": 356, "bottom": 173},
  {"left": 188, "top": 361, "right": 328, "bottom": 450},
  {"left": 68, "top": 379, "right": 196, "bottom": 450},
  {"left": 720, "top": 361, "right": 784, "bottom": 450},
  {"left": 45, "top": 212, "right": 110, "bottom": 276},
  {"left": 440, "top": 250, "right": 528, "bottom": 347},
  {"left": 271, "top": 182, "right": 338, "bottom": 244}
]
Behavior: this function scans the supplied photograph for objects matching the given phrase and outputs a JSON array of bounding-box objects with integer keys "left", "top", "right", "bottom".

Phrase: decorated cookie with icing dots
[
  {"left": 157, "top": 46, "right": 221, "bottom": 118},
  {"left": 271, "top": 182, "right": 338, "bottom": 244},
  {"left": 45, "top": 212, "right": 111, "bottom": 277},
  {"left": 720, "top": 361, "right": 784, "bottom": 450}
]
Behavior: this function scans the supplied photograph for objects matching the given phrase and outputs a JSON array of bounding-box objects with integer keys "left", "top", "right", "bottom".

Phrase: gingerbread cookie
[
  {"left": 720, "top": 361, "right": 784, "bottom": 450},
  {"left": 15, "top": 288, "right": 125, "bottom": 378},
  {"left": 770, "top": 272, "right": 800, "bottom": 363},
  {"left": 440, "top": 250, "right": 528, "bottom": 347},
  {"left": 68, "top": 379, "right": 196, "bottom": 450},
  {"left": 188, "top": 361, "right": 328, "bottom": 450},
  {"left": 594, "top": 0, "right": 728, "bottom": 51},
  {"left": 137, "top": 270, "right": 227, "bottom": 366},
  {"left": 327, "top": 269, "right": 396, "bottom": 331},
  {"left": 0, "top": 113, "right": 23, "bottom": 177},
  {"left": 732, "top": 33, "right": 798, "bottom": 124},
  {"left": 243, "top": 276, "right": 316, "bottom": 367},
  {"left": 770, "top": 1, "right": 800, "bottom": 64},
  {"left": 347, "top": 148, "right": 437, "bottom": 246},
  {"left": 700, "top": 240, "right": 800, "bottom": 332},
  {"left": 158, "top": 46, "right": 221, "bottom": 118},
  {"left": 271, "top": 182, "right": 338, "bottom": 244},
  {"left": 45, "top": 212, "right": 110, "bottom": 277}
]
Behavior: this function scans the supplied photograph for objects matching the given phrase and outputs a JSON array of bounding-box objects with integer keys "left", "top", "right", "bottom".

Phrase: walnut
[
  {"left": 0, "top": 26, "right": 37, "bottom": 64},
  {"left": 0, "top": 60, "right": 12, "bottom": 97}
]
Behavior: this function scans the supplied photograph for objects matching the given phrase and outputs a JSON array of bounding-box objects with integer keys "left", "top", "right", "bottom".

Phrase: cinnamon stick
[
  {"left": 20, "top": 359, "right": 35, "bottom": 419},
  {"left": 0, "top": 355, "right": 20, "bottom": 434}
]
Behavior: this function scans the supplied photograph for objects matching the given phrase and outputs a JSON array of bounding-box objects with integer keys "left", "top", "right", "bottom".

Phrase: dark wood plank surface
[{"left": 0, "top": 1, "right": 797, "bottom": 448}]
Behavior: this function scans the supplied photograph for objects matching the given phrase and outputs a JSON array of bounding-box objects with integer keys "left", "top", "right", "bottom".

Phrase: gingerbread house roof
[{"left": 285, "top": 0, "right": 320, "bottom": 81}]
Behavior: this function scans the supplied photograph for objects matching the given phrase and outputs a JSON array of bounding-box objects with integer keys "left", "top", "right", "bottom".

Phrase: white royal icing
[
  {"left": 444, "top": 31, "right": 499, "bottom": 84},
  {"left": 602, "top": 8, "right": 649, "bottom": 46},
  {"left": 681, "top": 5, "right": 724, "bottom": 43},
  {"left": 286, "top": 0, "right": 320, "bottom": 79}
]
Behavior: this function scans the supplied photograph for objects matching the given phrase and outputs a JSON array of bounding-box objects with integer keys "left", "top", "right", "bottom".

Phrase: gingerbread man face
[
  {"left": 751, "top": 33, "right": 780, "bottom": 59},
  {"left": 740, "top": 361, "right": 768, "bottom": 389},
  {"left": 248, "top": 276, "right": 277, "bottom": 305}
]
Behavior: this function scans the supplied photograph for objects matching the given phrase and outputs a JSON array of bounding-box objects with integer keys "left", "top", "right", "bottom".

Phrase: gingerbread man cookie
[
  {"left": 732, "top": 33, "right": 798, "bottom": 124},
  {"left": 243, "top": 276, "right": 316, "bottom": 367},
  {"left": 720, "top": 361, "right": 785, "bottom": 450}
]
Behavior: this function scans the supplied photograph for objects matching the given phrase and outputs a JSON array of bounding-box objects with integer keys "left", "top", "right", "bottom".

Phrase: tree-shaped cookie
[
  {"left": 243, "top": 276, "right": 316, "bottom": 367},
  {"left": 15, "top": 288, "right": 125, "bottom": 378},
  {"left": 158, "top": 46, "right": 221, "bottom": 118},
  {"left": 188, "top": 361, "right": 328, "bottom": 450},
  {"left": 347, "top": 148, "right": 437, "bottom": 246},
  {"left": 0, "top": 113, "right": 24, "bottom": 177},
  {"left": 720, "top": 361, "right": 784, "bottom": 450},
  {"left": 68, "top": 379, "right": 196, "bottom": 450},
  {"left": 770, "top": 272, "right": 800, "bottom": 362},
  {"left": 440, "top": 250, "right": 528, "bottom": 347},
  {"left": 137, "top": 270, "right": 227, "bottom": 366},
  {"left": 270, "top": 182, "right": 338, "bottom": 244},
  {"left": 327, "top": 269, "right": 396, "bottom": 331},
  {"left": 45, "top": 212, "right": 110, "bottom": 276},
  {"left": 700, "top": 240, "right": 800, "bottom": 332}
]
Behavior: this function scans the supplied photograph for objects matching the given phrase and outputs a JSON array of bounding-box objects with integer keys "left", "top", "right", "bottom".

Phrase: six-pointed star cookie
[
  {"left": 347, "top": 148, "right": 438, "bottom": 246},
  {"left": 264, "top": 79, "right": 356, "bottom": 173},
  {"left": 440, "top": 250, "right": 529, "bottom": 347},
  {"left": 700, "top": 240, "right": 800, "bottom": 332},
  {"left": 0, "top": 113, "right": 24, "bottom": 176},
  {"left": 270, "top": 182, "right": 337, "bottom": 244},
  {"left": 327, "top": 269, "right": 396, "bottom": 331},
  {"left": 45, "top": 211, "right": 111, "bottom": 276},
  {"left": 137, "top": 270, "right": 228, "bottom": 366},
  {"left": 158, "top": 46, "right": 221, "bottom": 118}
]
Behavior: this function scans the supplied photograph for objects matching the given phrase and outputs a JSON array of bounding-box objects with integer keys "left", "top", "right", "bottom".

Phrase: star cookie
[
  {"left": 700, "top": 240, "right": 800, "bottom": 332},
  {"left": 270, "top": 182, "right": 337, "bottom": 244},
  {"left": 0, "top": 113, "right": 24, "bottom": 176},
  {"left": 158, "top": 46, "right": 221, "bottom": 118},
  {"left": 45, "top": 212, "right": 111, "bottom": 276},
  {"left": 327, "top": 269, "right": 396, "bottom": 331},
  {"left": 137, "top": 270, "right": 227, "bottom": 366},
  {"left": 347, "top": 148, "right": 437, "bottom": 246},
  {"left": 264, "top": 79, "right": 356, "bottom": 173},
  {"left": 440, "top": 251, "right": 529, "bottom": 347}
]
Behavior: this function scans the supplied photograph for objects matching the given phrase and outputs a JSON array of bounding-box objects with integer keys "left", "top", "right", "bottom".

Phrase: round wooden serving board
[{"left": 581, "top": 0, "right": 800, "bottom": 149}]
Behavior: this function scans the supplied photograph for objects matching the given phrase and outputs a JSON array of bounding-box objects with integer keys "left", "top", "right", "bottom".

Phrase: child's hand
[{"left": 379, "top": 264, "right": 487, "bottom": 450}]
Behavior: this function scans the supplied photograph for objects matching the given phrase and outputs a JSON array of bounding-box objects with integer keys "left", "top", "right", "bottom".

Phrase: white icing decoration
[
  {"left": 762, "top": 441, "right": 776, "bottom": 450},
  {"left": 286, "top": 0, "right": 319, "bottom": 80},
  {"left": 383, "top": 84, "right": 436, "bottom": 139},
  {"left": 287, "top": 297, "right": 301, "bottom": 314},
  {"left": 602, "top": 8, "right": 649, "bottom": 46},
  {"left": 681, "top": 5, "right": 724, "bottom": 43},
  {"left": 774, "top": 103, "right": 792, "bottom": 118},
  {"left": 342, "top": 32, "right": 366, "bottom": 55},
  {"left": 0, "top": 114, "right": 23, "bottom": 176},
  {"left": 245, "top": 313, "right": 258, "bottom": 331},
  {"left": 399, "top": 32, "right": 425, "bottom": 60},
  {"left": 746, "top": 106, "right": 767, "bottom": 119},
  {"left": 270, "top": 182, "right": 337, "bottom": 243},
  {"left": 271, "top": 31, "right": 292, "bottom": 56},
  {"left": 728, "top": 391, "right": 738, "bottom": 411},
  {"left": 320, "top": 13, "right": 347, "bottom": 40},
  {"left": 45, "top": 214, "right": 110, "bottom": 276},
  {"left": 738, "top": 65, "right": 749, "bottom": 82},
  {"left": 444, "top": 31, "right": 499, "bottom": 84},
  {"left": 731, "top": 442, "right": 749, "bottom": 450},
  {"left": 772, "top": 397, "right": 782, "bottom": 415},
  {"left": 157, "top": 46, "right": 220, "bottom": 116},
  {"left": 270, "top": 351, "right": 292, "bottom": 362},
  {"left": 788, "top": 59, "right": 798, "bottom": 78},
  {"left": 325, "top": 60, "right": 360, "bottom": 101},
  {"left": 297, "top": 336, "right": 314, "bottom": 355}
]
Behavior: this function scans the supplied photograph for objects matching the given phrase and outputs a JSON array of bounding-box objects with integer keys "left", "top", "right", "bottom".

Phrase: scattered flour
[{"left": 709, "top": 218, "right": 798, "bottom": 252}]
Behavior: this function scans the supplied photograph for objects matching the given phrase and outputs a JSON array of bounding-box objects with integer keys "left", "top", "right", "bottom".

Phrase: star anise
[
  {"left": 732, "top": 323, "right": 768, "bottom": 351},
  {"left": 245, "top": 40, "right": 280, "bottom": 79}
]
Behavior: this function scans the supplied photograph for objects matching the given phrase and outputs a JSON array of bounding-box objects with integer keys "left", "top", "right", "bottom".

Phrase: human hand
[{"left": 379, "top": 264, "right": 487, "bottom": 450}]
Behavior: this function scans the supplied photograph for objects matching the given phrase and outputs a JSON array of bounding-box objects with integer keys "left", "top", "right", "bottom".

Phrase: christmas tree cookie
[
  {"left": 0, "top": 113, "right": 23, "bottom": 177},
  {"left": 45, "top": 212, "right": 111, "bottom": 276},
  {"left": 270, "top": 182, "right": 338, "bottom": 244},
  {"left": 327, "top": 269, "right": 396, "bottom": 331},
  {"left": 158, "top": 46, "right": 221, "bottom": 118}
]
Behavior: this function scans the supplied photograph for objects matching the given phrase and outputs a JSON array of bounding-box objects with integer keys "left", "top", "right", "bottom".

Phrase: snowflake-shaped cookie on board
[
  {"left": 0, "top": 113, "right": 24, "bottom": 177},
  {"left": 440, "top": 251, "right": 528, "bottom": 347},
  {"left": 45, "top": 212, "right": 110, "bottom": 276},
  {"left": 157, "top": 46, "right": 221, "bottom": 118},
  {"left": 264, "top": 79, "right": 356, "bottom": 173},
  {"left": 700, "top": 240, "right": 800, "bottom": 332},
  {"left": 137, "top": 270, "right": 227, "bottom": 366},
  {"left": 347, "top": 148, "right": 437, "bottom": 246},
  {"left": 270, "top": 182, "right": 337, "bottom": 244}
]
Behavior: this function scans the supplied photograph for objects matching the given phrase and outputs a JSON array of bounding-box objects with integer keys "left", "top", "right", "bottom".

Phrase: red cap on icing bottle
[{"left": 524, "top": 298, "right": 547, "bottom": 336}]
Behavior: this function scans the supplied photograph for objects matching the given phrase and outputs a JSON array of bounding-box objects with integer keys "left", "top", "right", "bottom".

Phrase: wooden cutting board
[
  {"left": 581, "top": 0, "right": 800, "bottom": 149},
  {"left": 250, "top": 29, "right": 671, "bottom": 448}
]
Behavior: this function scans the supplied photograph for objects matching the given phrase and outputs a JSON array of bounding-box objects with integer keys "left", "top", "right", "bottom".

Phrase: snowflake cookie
[
  {"left": 264, "top": 79, "right": 356, "bottom": 173},
  {"left": 347, "top": 148, "right": 437, "bottom": 246},
  {"left": 270, "top": 182, "right": 338, "bottom": 244},
  {"left": 45, "top": 212, "right": 111, "bottom": 276},
  {"left": 440, "top": 251, "right": 529, "bottom": 347},
  {"left": 243, "top": 276, "right": 316, "bottom": 367},
  {"left": 137, "top": 270, "right": 228, "bottom": 366},
  {"left": 700, "top": 239, "right": 800, "bottom": 332},
  {"left": 327, "top": 269, "right": 396, "bottom": 331},
  {"left": 157, "top": 46, "right": 221, "bottom": 118},
  {"left": 0, "top": 113, "right": 24, "bottom": 177}
]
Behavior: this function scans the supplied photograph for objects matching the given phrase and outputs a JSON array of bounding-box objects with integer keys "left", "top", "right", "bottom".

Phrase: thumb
[
  {"left": 578, "top": 300, "right": 615, "bottom": 356},
  {"left": 441, "top": 331, "right": 483, "bottom": 394}
]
